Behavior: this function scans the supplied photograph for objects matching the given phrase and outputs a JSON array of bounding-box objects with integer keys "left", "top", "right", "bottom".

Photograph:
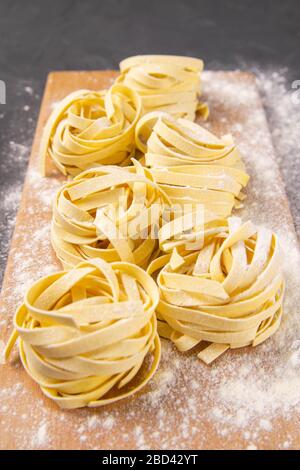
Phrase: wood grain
[{"left": 0, "top": 70, "right": 298, "bottom": 450}]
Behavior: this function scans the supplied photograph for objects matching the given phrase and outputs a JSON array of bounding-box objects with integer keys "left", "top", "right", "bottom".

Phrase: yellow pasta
[
  {"left": 40, "top": 84, "right": 142, "bottom": 176},
  {"left": 158, "top": 206, "right": 228, "bottom": 254},
  {"left": 148, "top": 217, "right": 284, "bottom": 364},
  {"left": 118, "top": 55, "right": 208, "bottom": 120},
  {"left": 4, "top": 258, "right": 161, "bottom": 409},
  {"left": 135, "top": 112, "right": 249, "bottom": 217},
  {"left": 51, "top": 160, "right": 170, "bottom": 269}
]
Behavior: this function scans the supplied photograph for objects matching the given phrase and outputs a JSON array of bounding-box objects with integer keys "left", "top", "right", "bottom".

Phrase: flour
[
  {"left": 31, "top": 422, "right": 48, "bottom": 448},
  {"left": 0, "top": 181, "right": 23, "bottom": 286},
  {"left": 247, "top": 444, "right": 258, "bottom": 450},
  {"left": 27, "top": 166, "right": 62, "bottom": 208},
  {"left": 8, "top": 141, "right": 29, "bottom": 165},
  {"left": 0, "top": 69, "right": 299, "bottom": 450},
  {"left": 134, "top": 425, "right": 147, "bottom": 450},
  {"left": 24, "top": 86, "right": 33, "bottom": 96},
  {"left": 132, "top": 70, "right": 300, "bottom": 448},
  {"left": 256, "top": 69, "right": 300, "bottom": 235},
  {"left": 0, "top": 137, "right": 31, "bottom": 286},
  {"left": 102, "top": 416, "right": 115, "bottom": 430},
  {"left": 141, "top": 362, "right": 178, "bottom": 408},
  {"left": 283, "top": 440, "right": 291, "bottom": 449},
  {"left": 0, "top": 340, "right": 5, "bottom": 364},
  {"left": 87, "top": 415, "right": 98, "bottom": 429}
]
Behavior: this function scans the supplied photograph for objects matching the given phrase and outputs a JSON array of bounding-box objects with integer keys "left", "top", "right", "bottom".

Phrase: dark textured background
[{"left": 0, "top": 0, "right": 299, "bottom": 284}]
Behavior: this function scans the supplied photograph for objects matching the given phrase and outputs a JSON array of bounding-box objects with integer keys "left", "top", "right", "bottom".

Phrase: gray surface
[{"left": 0, "top": 0, "right": 299, "bottom": 285}]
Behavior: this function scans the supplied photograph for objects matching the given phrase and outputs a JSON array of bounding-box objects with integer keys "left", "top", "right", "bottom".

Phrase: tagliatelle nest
[
  {"left": 40, "top": 84, "right": 142, "bottom": 176},
  {"left": 135, "top": 112, "right": 249, "bottom": 217},
  {"left": 118, "top": 55, "right": 208, "bottom": 120},
  {"left": 148, "top": 217, "right": 284, "bottom": 364},
  {"left": 51, "top": 160, "right": 170, "bottom": 269},
  {"left": 4, "top": 55, "right": 287, "bottom": 413},
  {"left": 5, "top": 258, "right": 161, "bottom": 409}
]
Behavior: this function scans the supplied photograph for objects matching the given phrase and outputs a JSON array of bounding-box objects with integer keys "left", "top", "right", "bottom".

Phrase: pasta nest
[
  {"left": 148, "top": 217, "right": 284, "bottom": 364},
  {"left": 40, "top": 83, "right": 142, "bottom": 176},
  {"left": 118, "top": 55, "right": 208, "bottom": 120},
  {"left": 51, "top": 160, "right": 170, "bottom": 269},
  {"left": 5, "top": 258, "right": 161, "bottom": 409},
  {"left": 135, "top": 112, "right": 249, "bottom": 217}
]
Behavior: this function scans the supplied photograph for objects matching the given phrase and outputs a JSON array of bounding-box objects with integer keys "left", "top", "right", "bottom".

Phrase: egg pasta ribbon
[
  {"left": 40, "top": 84, "right": 142, "bottom": 176},
  {"left": 148, "top": 217, "right": 284, "bottom": 364},
  {"left": 51, "top": 160, "right": 170, "bottom": 269},
  {"left": 135, "top": 112, "right": 249, "bottom": 217},
  {"left": 5, "top": 258, "right": 161, "bottom": 409},
  {"left": 118, "top": 55, "right": 208, "bottom": 120},
  {"left": 158, "top": 206, "right": 228, "bottom": 254}
]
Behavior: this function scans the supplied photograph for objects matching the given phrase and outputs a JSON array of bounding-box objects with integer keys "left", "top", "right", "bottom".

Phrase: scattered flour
[
  {"left": 51, "top": 101, "right": 60, "bottom": 110},
  {"left": 0, "top": 69, "right": 299, "bottom": 450},
  {"left": 247, "top": 444, "right": 258, "bottom": 450},
  {"left": 0, "top": 182, "right": 23, "bottom": 285},
  {"left": 0, "top": 340, "right": 5, "bottom": 364},
  {"left": 8, "top": 141, "right": 29, "bottom": 164},
  {"left": 256, "top": 69, "right": 300, "bottom": 235},
  {"left": 87, "top": 415, "right": 98, "bottom": 429},
  {"left": 24, "top": 86, "right": 33, "bottom": 96},
  {"left": 134, "top": 425, "right": 147, "bottom": 450},
  {"left": 31, "top": 422, "right": 48, "bottom": 448},
  {"left": 259, "top": 419, "right": 272, "bottom": 432},
  {"left": 102, "top": 416, "right": 115, "bottom": 430},
  {"left": 283, "top": 440, "right": 291, "bottom": 449}
]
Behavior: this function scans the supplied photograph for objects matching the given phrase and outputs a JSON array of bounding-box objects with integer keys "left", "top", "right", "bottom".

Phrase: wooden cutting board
[{"left": 0, "top": 70, "right": 299, "bottom": 450}]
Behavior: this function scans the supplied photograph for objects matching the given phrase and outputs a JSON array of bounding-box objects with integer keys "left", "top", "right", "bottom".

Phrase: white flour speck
[
  {"left": 0, "top": 340, "right": 5, "bottom": 364},
  {"left": 24, "top": 86, "right": 33, "bottom": 95},
  {"left": 102, "top": 416, "right": 115, "bottom": 430},
  {"left": 31, "top": 422, "right": 48, "bottom": 448},
  {"left": 247, "top": 444, "right": 258, "bottom": 450}
]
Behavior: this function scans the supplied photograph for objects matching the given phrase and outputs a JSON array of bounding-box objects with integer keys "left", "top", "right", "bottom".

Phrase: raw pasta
[
  {"left": 118, "top": 55, "right": 208, "bottom": 120},
  {"left": 135, "top": 112, "right": 249, "bottom": 217},
  {"left": 4, "top": 55, "right": 286, "bottom": 415},
  {"left": 4, "top": 258, "right": 161, "bottom": 409},
  {"left": 148, "top": 217, "right": 284, "bottom": 364},
  {"left": 158, "top": 207, "right": 228, "bottom": 254},
  {"left": 40, "top": 84, "right": 142, "bottom": 176},
  {"left": 51, "top": 160, "right": 170, "bottom": 269}
]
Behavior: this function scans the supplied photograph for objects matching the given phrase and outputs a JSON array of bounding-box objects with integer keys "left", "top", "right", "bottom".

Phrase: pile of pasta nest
[{"left": 5, "top": 55, "right": 285, "bottom": 409}]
